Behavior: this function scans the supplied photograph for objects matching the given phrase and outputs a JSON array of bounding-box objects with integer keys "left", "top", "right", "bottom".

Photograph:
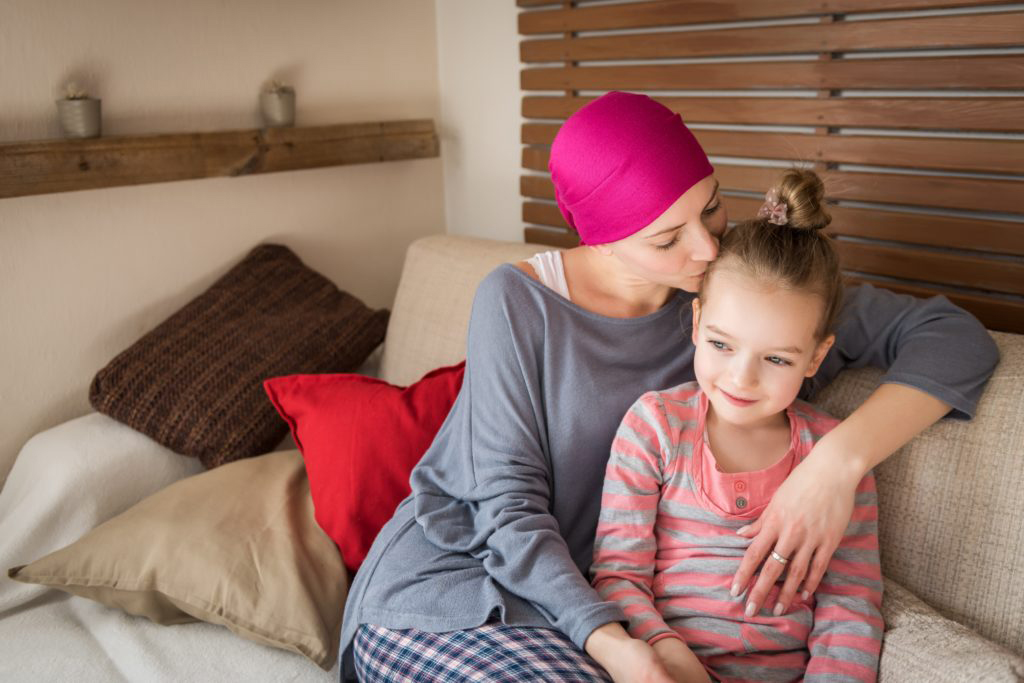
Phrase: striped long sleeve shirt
[{"left": 591, "top": 382, "right": 883, "bottom": 683}]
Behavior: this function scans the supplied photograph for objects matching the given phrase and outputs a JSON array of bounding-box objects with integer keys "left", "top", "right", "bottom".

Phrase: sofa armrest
[{"left": 880, "top": 577, "right": 1024, "bottom": 682}]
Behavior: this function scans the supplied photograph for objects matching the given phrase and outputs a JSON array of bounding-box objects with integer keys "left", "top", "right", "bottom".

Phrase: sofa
[{"left": 1, "top": 234, "right": 1021, "bottom": 682}]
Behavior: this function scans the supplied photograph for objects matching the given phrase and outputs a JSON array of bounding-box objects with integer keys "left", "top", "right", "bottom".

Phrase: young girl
[{"left": 592, "top": 169, "right": 882, "bottom": 683}]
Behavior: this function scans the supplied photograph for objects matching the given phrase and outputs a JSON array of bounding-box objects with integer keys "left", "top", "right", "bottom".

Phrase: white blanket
[{"left": 0, "top": 413, "right": 334, "bottom": 682}]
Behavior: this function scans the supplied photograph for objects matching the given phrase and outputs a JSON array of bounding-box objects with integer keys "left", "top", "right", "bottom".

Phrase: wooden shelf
[{"left": 0, "top": 119, "right": 439, "bottom": 199}]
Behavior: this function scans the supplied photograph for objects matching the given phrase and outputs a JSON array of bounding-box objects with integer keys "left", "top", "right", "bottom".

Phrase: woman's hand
[
  {"left": 730, "top": 438, "right": 860, "bottom": 617},
  {"left": 651, "top": 637, "right": 712, "bottom": 683},
  {"left": 585, "top": 623, "right": 675, "bottom": 683}
]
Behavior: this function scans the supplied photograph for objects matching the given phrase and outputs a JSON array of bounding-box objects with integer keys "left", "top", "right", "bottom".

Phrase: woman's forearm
[{"left": 816, "top": 382, "right": 950, "bottom": 480}]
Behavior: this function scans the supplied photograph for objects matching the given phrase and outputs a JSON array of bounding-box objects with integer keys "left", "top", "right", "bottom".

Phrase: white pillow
[{"left": 0, "top": 413, "right": 204, "bottom": 614}]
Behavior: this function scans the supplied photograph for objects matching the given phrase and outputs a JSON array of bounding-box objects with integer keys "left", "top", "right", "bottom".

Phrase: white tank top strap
[{"left": 524, "top": 250, "right": 570, "bottom": 301}]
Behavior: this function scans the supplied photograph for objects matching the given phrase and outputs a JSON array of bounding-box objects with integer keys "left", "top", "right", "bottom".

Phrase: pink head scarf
[{"left": 548, "top": 91, "right": 714, "bottom": 245}]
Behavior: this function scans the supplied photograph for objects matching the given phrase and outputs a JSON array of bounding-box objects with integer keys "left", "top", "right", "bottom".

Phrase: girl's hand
[
  {"left": 651, "top": 637, "right": 713, "bottom": 683},
  {"left": 585, "top": 623, "right": 675, "bottom": 683},
  {"left": 729, "top": 440, "right": 860, "bottom": 617}
]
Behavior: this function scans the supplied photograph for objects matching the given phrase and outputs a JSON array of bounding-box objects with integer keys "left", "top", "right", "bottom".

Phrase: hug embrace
[{"left": 339, "top": 92, "right": 998, "bottom": 682}]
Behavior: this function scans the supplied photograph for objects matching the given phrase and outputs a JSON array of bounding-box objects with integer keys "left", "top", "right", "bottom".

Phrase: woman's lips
[{"left": 720, "top": 388, "right": 756, "bottom": 407}]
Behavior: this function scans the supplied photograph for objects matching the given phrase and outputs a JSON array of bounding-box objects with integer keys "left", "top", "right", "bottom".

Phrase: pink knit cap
[{"left": 548, "top": 91, "right": 714, "bottom": 245}]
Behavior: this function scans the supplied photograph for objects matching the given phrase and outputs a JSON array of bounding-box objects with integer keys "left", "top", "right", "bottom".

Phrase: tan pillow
[
  {"left": 8, "top": 449, "right": 346, "bottom": 671},
  {"left": 880, "top": 577, "right": 1024, "bottom": 682}
]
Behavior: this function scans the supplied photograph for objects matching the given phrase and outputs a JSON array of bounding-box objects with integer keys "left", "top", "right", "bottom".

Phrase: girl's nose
[{"left": 730, "top": 357, "right": 758, "bottom": 389}]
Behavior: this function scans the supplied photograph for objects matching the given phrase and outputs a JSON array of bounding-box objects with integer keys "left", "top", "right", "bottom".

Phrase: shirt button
[
  {"left": 734, "top": 481, "right": 747, "bottom": 493},
  {"left": 735, "top": 496, "right": 748, "bottom": 509}
]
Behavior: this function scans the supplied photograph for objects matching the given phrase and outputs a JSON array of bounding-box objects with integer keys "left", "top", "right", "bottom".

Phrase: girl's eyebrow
[
  {"left": 644, "top": 180, "right": 721, "bottom": 239},
  {"left": 707, "top": 325, "right": 803, "bottom": 353}
]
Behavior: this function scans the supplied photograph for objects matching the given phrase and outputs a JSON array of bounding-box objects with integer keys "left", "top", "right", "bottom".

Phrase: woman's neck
[
  {"left": 705, "top": 405, "right": 791, "bottom": 474},
  {"left": 562, "top": 247, "right": 675, "bottom": 318}
]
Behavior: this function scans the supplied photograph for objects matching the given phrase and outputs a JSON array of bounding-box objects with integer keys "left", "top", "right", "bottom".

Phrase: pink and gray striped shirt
[{"left": 591, "top": 382, "right": 883, "bottom": 682}]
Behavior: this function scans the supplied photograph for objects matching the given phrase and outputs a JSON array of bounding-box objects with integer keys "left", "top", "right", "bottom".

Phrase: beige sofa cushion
[
  {"left": 817, "top": 331, "right": 1024, "bottom": 656},
  {"left": 379, "top": 235, "right": 546, "bottom": 385},
  {"left": 880, "top": 578, "right": 1024, "bottom": 682}
]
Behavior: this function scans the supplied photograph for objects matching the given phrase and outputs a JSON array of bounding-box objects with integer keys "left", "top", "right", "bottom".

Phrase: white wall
[
  {"left": 435, "top": 0, "right": 523, "bottom": 242},
  {"left": 0, "top": 0, "right": 444, "bottom": 486}
]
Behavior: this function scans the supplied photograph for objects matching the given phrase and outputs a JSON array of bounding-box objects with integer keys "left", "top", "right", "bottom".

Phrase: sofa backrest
[{"left": 383, "top": 234, "right": 1024, "bottom": 656}]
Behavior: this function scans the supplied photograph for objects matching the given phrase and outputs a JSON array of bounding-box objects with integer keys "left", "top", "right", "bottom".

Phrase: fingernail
[
  {"left": 773, "top": 602, "right": 784, "bottom": 616},
  {"left": 745, "top": 601, "right": 756, "bottom": 618},
  {"left": 735, "top": 525, "right": 750, "bottom": 535},
  {"left": 730, "top": 583, "right": 740, "bottom": 598},
  {"left": 802, "top": 590, "right": 810, "bottom": 601}
]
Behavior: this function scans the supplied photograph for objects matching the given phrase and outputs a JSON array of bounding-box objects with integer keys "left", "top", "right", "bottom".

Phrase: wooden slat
[
  {"left": 525, "top": 175, "right": 1024, "bottom": 253},
  {"left": 519, "top": 0, "right": 1019, "bottom": 33},
  {"left": 845, "top": 276, "right": 1024, "bottom": 333},
  {"left": 523, "top": 96, "right": 1024, "bottom": 133},
  {"left": 523, "top": 124, "right": 1024, "bottom": 175},
  {"left": 525, "top": 150, "right": 1024, "bottom": 215},
  {"left": 520, "top": 55, "right": 1024, "bottom": 91},
  {"left": 835, "top": 240, "right": 1024, "bottom": 295},
  {"left": 522, "top": 12, "right": 1024, "bottom": 61},
  {"left": 0, "top": 120, "right": 439, "bottom": 199},
  {"left": 524, "top": 226, "right": 581, "bottom": 248}
]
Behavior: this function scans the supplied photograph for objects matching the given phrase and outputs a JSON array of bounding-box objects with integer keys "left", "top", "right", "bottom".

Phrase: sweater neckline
[{"left": 500, "top": 263, "right": 691, "bottom": 325}]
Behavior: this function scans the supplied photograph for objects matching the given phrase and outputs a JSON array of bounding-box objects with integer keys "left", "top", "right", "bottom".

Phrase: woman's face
[{"left": 600, "top": 175, "right": 727, "bottom": 293}]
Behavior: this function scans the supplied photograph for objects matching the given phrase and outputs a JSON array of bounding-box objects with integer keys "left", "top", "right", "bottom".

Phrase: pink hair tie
[{"left": 757, "top": 187, "right": 788, "bottom": 226}]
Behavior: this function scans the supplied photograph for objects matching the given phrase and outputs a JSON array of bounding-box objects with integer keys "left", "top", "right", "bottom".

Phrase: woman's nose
[{"left": 688, "top": 224, "right": 720, "bottom": 263}]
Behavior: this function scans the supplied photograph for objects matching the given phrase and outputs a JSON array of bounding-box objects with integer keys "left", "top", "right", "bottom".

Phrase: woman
[{"left": 339, "top": 92, "right": 997, "bottom": 682}]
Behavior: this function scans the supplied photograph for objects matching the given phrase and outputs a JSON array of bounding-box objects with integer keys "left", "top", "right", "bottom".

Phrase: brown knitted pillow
[{"left": 89, "top": 243, "right": 389, "bottom": 468}]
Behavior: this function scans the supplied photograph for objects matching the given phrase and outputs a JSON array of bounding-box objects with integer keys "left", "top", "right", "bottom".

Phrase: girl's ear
[
  {"left": 805, "top": 334, "right": 835, "bottom": 377},
  {"left": 691, "top": 298, "right": 702, "bottom": 346}
]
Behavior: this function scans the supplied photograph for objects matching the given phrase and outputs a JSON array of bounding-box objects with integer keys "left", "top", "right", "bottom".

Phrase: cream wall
[
  {"left": 435, "top": 0, "right": 523, "bottom": 242},
  {"left": 0, "top": 0, "right": 444, "bottom": 486}
]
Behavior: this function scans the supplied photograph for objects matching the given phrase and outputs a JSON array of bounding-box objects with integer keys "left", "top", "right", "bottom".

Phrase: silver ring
[{"left": 769, "top": 550, "right": 789, "bottom": 566}]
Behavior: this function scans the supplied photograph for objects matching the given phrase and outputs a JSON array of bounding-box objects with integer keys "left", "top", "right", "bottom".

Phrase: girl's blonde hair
[{"left": 700, "top": 169, "right": 843, "bottom": 340}]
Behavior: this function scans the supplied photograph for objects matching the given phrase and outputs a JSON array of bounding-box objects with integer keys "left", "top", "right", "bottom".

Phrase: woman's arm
[{"left": 731, "top": 286, "right": 999, "bottom": 615}]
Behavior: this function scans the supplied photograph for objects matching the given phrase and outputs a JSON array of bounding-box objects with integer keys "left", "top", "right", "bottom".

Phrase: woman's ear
[
  {"left": 805, "top": 334, "right": 835, "bottom": 377},
  {"left": 691, "top": 298, "right": 702, "bottom": 346}
]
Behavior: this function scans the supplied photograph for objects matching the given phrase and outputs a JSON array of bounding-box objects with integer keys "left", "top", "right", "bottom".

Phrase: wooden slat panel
[
  {"left": 0, "top": 120, "right": 439, "bottom": 199},
  {"left": 520, "top": 56, "right": 1024, "bottom": 91},
  {"left": 522, "top": 12, "right": 1024, "bottom": 61},
  {"left": 523, "top": 123, "right": 1024, "bottom": 175},
  {"left": 845, "top": 276, "right": 1024, "bottom": 333},
  {"left": 523, "top": 96, "right": 1024, "bottom": 133},
  {"left": 519, "top": 0, "right": 1019, "bottom": 33},
  {"left": 525, "top": 149, "right": 1024, "bottom": 213}
]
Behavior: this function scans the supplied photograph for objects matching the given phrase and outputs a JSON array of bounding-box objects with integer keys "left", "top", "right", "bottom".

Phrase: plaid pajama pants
[{"left": 352, "top": 621, "right": 614, "bottom": 682}]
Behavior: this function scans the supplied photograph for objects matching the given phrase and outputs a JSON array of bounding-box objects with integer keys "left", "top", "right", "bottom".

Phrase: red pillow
[{"left": 263, "top": 362, "right": 465, "bottom": 572}]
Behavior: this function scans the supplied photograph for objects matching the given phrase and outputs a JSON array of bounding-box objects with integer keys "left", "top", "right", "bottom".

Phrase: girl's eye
[
  {"left": 708, "top": 340, "right": 728, "bottom": 351},
  {"left": 655, "top": 234, "right": 680, "bottom": 251},
  {"left": 766, "top": 355, "right": 793, "bottom": 366}
]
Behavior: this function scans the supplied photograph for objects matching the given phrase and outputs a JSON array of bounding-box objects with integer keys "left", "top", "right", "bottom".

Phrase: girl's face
[
  {"left": 598, "top": 175, "right": 727, "bottom": 293},
  {"left": 691, "top": 266, "right": 835, "bottom": 429}
]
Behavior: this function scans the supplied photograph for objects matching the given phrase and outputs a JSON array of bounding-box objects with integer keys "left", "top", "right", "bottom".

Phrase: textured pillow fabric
[
  {"left": 264, "top": 361, "right": 465, "bottom": 572},
  {"left": 89, "top": 243, "right": 390, "bottom": 469},
  {"left": 880, "top": 578, "right": 1024, "bottom": 682},
  {"left": 7, "top": 449, "right": 347, "bottom": 671}
]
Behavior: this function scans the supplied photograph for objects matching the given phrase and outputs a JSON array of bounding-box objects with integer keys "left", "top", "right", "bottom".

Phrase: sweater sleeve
[
  {"left": 805, "top": 284, "right": 998, "bottom": 420},
  {"left": 409, "top": 267, "right": 625, "bottom": 650},
  {"left": 591, "top": 393, "right": 683, "bottom": 646},
  {"left": 805, "top": 472, "right": 884, "bottom": 682}
]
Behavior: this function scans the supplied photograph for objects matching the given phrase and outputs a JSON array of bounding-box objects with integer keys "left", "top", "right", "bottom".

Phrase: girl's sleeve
[
  {"left": 805, "top": 471, "right": 884, "bottom": 682},
  {"left": 807, "top": 284, "right": 998, "bottom": 419},
  {"left": 409, "top": 268, "right": 625, "bottom": 650},
  {"left": 591, "top": 393, "right": 683, "bottom": 646}
]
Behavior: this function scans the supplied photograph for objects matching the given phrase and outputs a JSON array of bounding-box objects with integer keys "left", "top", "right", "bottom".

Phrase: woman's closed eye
[
  {"left": 655, "top": 233, "right": 680, "bottom": 250},
  {"left": 655, "top": 202, "right": 721, "bottom": 250}
]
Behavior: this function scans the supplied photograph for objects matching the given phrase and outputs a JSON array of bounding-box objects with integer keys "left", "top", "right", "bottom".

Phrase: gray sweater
[{"left": 340, "top": 264, "right": 997, "bottom": 680}]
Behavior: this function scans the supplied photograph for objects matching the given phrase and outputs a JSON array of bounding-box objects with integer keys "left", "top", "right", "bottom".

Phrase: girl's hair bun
[{"left": 774, "top": 168, "right": 831, "bottom": 232}]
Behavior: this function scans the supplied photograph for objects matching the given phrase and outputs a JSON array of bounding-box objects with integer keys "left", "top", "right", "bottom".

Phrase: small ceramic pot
[
  {"left": 260, "top": 88, "right": 296, "bottom": 127},
  {"left": 57, "top": 98, "right": 102, "bottom": 138}
]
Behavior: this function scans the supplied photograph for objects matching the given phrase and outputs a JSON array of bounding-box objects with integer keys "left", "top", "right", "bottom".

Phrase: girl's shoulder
[
  {"left": 631, "top": 381, "right": 702, "bottom": 417},
  {"left": 789, "top": 398, "right": 841, "bottom": 436}
]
